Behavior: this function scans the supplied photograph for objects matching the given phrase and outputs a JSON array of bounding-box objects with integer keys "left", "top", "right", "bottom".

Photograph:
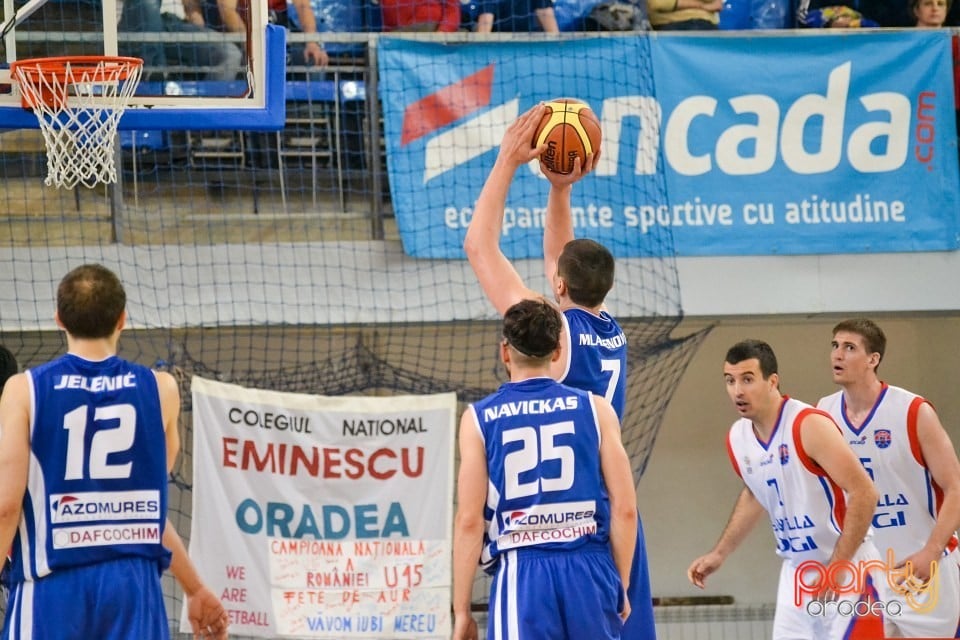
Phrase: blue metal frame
[{"left": 0, "top": 24, "right": 287, "bottom": 131}]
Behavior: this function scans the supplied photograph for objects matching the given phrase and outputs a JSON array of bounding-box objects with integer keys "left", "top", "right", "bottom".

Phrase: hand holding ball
[{"left": 533, "top": 99, "right": 602, "bottom": 175}]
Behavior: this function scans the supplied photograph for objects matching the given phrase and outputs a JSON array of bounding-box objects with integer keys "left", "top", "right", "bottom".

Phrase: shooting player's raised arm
[
  {"left": 542, "top": 152, "right": 597, "bottom": 285},
  {"left": 465, "top": 104, "right": 547, "bottom": 315}
]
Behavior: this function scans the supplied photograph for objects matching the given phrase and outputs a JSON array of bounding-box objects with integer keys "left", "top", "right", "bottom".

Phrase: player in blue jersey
[
  {"left": 452, "top": 299, "right": 637, "bottom": 640},
  {"left": 465, "top": 103, "right": 656, "bottom": 639},
  {"left": 0, "top": 264, "right": 228, "bottom": 640},
  {"left": 0, "top": 345, "right": 18, "bottom": 603}
]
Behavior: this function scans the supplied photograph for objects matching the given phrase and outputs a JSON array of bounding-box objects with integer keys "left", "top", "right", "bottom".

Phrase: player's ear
[
  {"left": 500, "top": 341, "right": 513, "bottom": 377},
  {"left": 116, "top": 309, "right": 127, "bottom": 333},
  {"left": 767, "top": 371, "right": 780, "bottom": 391},
  {"left": 555, "top": 277, "right": 567, "bottom": 297}
]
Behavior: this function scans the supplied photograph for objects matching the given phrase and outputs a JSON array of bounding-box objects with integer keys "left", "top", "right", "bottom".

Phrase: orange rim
[
  {"left": 10, "top": 55, "right": 143, "bottom": 82},
  {"left": 9, "top": 56, "right": 143, "bottom": 110}
]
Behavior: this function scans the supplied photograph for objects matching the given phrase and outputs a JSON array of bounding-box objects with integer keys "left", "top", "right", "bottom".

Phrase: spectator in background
[
  {"left": 117, "top": 0, "right": 243, "bottom": 80},
  {"left": 471, "top": 0, "right": 560, "bottom": 32},
  {"left": 380, "top": 0, "right": 461, "bottom": 31},
  {"left": 795, "top": 0, "right": 921, "bottom": 27},
  {"left": 197, "top": 0, "right": 329, "bottom": 68},
  {"left": 648, "top": 0, "right": 720, "bottom": 29},
  {"left": 547, "top": 0, "right": 647, "bottom": 32},
  {"left": 912, "top": 0, "right": 949, "bottom": 25},
  {"left": 166, "top": 0, "right": 244, "bottom": 80},
  {"left": 9, "top": 0, "right": 237, "bottom": 80},
  {"left": 117, "top": 0, "right": 166, "bottom": 74}
]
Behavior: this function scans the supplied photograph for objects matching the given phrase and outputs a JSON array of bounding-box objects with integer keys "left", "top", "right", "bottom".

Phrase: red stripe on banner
[{"left": 400, "top": 65, "right": 494, "bottom": 146}]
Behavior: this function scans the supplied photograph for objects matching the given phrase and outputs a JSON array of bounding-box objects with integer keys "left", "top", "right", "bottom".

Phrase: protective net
[{"left": 0, "top": 23, "right": 709, "bottom": 639}]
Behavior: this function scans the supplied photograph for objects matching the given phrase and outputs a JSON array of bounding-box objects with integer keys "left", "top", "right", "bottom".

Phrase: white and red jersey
[
  {"left": 818, "top": 383, "right": 959, "bottom": 563},
  {"left": 727, "top": 396, "right": 849, "bottom": 564}
]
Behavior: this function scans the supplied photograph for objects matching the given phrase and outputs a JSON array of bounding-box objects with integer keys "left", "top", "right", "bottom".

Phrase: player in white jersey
[
  {"left": 452, "top": 299, "right": 637, "bottom": 640},
  {"left": 688, "top": 339, "right": 886, "bottom": 640},
  {"left": 0, "top": 264, "right": 227, "bottom": 640},
  {"left": 818, "top": 318, "right": 960, "bottom": 638}
]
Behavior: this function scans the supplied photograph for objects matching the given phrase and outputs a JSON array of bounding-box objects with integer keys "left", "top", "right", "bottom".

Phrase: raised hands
[
  {"left": 541, "top": 147, "right": 600, "bottom": 189},
  {"left": 496, "top": 103, "right": 549, "bottom": 169}
]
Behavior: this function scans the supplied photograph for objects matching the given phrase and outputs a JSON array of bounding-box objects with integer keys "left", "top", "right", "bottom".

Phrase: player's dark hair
[
  {"left": 57, "top": 264, "right": 126, "bottom": 340},
  {"left": 725, "top": 339, "right": 778, "bottom": 379},
  {"left": 0, "top": 345, "right": 18, "bottom": 394},
  {"left": 502, "top": 299, "right": 562, "bottom": 361},
  {"left": 833, "top": 318, "right": 886, "bottom": 370},
  {"left": 557, "top": 239, "right": 614, "bottom": 308}
]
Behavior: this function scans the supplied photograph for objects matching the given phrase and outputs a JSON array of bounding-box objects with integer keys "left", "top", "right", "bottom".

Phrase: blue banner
[{"left": 378, "top": 33, "right": 959, "bottom": 258}]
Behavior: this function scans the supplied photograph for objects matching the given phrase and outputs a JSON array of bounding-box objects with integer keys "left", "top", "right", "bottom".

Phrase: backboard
[{"left": 0, "top": 0, "right": 285, "bottom": 130}]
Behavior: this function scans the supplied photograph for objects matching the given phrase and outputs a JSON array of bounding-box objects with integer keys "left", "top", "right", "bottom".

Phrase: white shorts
[
  {"left": 882, "top": 549, "right": 960, "bottom": 638},
  {"left": 773, "top": 541, "right": 890, "bottom": 640}
]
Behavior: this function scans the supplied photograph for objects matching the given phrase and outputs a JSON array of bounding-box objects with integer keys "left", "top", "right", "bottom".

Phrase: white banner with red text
[{"left": 181, "top": 377, "right": 456, "bottom": 638}]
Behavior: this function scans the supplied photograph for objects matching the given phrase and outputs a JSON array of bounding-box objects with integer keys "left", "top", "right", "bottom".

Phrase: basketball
[{"left": 533, "top": 98, "right": 602, "bottom": 175}]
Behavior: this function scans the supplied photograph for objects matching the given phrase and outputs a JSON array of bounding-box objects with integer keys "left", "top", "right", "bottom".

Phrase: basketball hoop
[{"left": 9, "top": 56, "right": 143, "bottom": 189}]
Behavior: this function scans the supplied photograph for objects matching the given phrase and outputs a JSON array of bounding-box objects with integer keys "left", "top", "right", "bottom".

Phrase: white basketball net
[{"left": 12, "top": 57, "right": 143, "bottom": 189}]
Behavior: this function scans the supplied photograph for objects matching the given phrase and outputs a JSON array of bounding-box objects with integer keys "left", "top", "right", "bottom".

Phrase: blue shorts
[
  {"left": 487, "top": 546, "right": 625, "bottom": 640},
  {"left": 622, "top": 516, "right": 657, "bottom": 639},
  {"left": 2, "top": 556, "right": 168, "bottom": 640}
]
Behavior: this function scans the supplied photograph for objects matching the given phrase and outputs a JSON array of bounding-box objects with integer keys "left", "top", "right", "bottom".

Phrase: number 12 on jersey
[{"left": 62, "top": 403, "right": 137, "bottom": 480}]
